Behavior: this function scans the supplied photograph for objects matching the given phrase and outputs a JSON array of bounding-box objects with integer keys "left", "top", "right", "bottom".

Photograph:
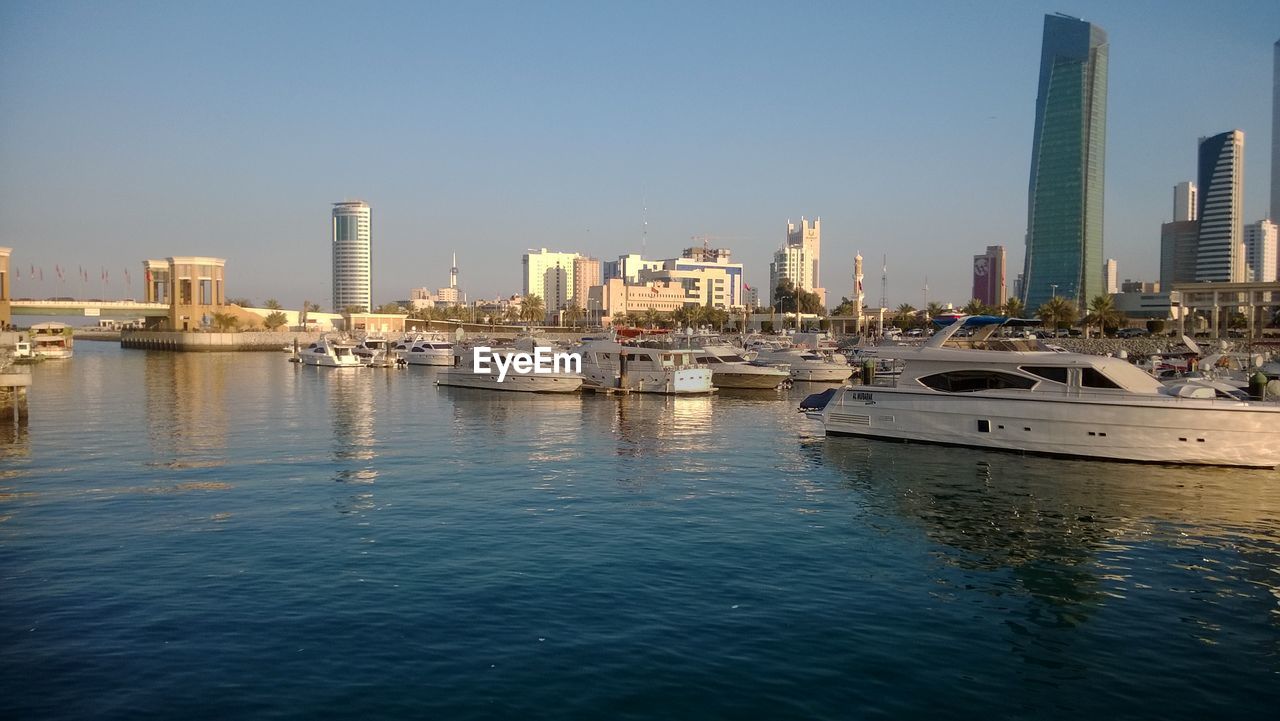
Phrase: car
[{"left": 1116, "top": 328, "right": 1149, "bottom": 338}]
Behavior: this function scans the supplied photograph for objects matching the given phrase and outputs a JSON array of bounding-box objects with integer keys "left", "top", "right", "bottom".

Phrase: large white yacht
[
  {"left": 395, "top": 333, "right": 454, "bottom": 366},
  {"left": 298, "top": 335, "right": 363, "bottom": 367},
  {"left": 693, "top": 344, "right": 790, "bottom": 389},
  {"left": 574, "top": 338, "right": 714, "bottom": 394},
  {"left": 803, "top": 316, "right": 1280, "bottom": 468},
  {"left": 30, "top": 322, "right": 74, "bottom": 359},
  {"left": 436, "top": 343, "right": 583, "bottom": 393}
]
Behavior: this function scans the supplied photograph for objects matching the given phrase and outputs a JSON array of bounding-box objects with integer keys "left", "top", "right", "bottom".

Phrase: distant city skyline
[{"left": 1, "top": 2, "right": 1277, "bottom": 309}]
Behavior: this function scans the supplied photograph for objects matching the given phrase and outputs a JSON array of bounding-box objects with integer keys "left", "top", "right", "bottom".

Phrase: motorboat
[
  {"left": 693, "top": 344, "right": 790, "bottom": 389},
  {"left": 436, "top": 341, "right": 583, "bottom": 393},
  {"left": 353, "top": 334, "right": 400, "bottom": 367},
  {"left": 298, "top": 335, "right": 362, "bottom": 367},
  {"left": 30, "top": 322, "right": 74, "bottom": 359},
  {"left": 754, "top": 347, "right": 852, "bottom": 383},
  {"left": 395, "top": 333, "right": 454, "bottom": 366},
  {"left": 801, "top": 316, "right": 1280, "bottom": 468},
  {"left": 573, "top": 338, "right": 713, "bottom": 394}
]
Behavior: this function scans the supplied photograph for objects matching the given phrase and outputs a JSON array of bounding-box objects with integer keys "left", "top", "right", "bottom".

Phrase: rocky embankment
[{"left": 1052, "top": 337, "right": 1276, "bottom": 357}]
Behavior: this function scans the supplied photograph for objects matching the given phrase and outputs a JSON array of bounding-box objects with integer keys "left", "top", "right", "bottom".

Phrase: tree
[
  {"left": 640, "top": 308, "right": 664, "bottom": 328},
  {"left": 564, "top": 304, "right": 584, "bottom": 329},
  {"left": 343, "top": 304, "right": 367, "bottom": 315},
  {"left": 377, "top": 302, "right": 403, "bottom": 314},
  {"left": 1036, "top": 296, "right": 1077, "bottom": 332},
  {"left": 263, "top": 299, "right": 282, "bottom": 310},
  {"left": 831, "top": 297, "right": 855, "bottom": 317},
  {"left": 962, "top": 298, "right": 988, "bottom": 316},
  {"left": 925, "top": 301, "right": 944, "bottom": 321},
  {"left": 894, "top": 303, "right": 918, "bottom": 330},
  {"left": 1083, "top": 294, "right": 1122, "bottom": 337},
  {"left": 305, "top": 301, "right": 321, "bottom": 313},
  {"left": 210, "top": 312, "right": 240, "bottom": 332},
  {"left": 521, "top": 294, "right": 545, "bottom": 324},
  {"left": 1002, "top": 297, "right": 1026, "bottom": 319},
  {"left": 227, "top": 297, "right": 252, "bottom": 307},
  {"left": 263, "top": 311, "right": 288, "bottom": 330}
]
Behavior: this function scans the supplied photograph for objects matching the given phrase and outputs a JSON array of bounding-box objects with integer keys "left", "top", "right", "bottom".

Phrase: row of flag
[{"left": 11, "top": 265, "right": 134, "bottom": 285}]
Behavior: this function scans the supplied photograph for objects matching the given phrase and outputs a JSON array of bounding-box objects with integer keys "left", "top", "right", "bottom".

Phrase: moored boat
[
  {"left": 693, "top": 344, "right": 790, "bottom": 389},
  {"left": 574, "top": 338, "right": 713, "bottom": 394},
  {"left": 298, "top": 335, "right": 363, "bottom": 367},
  {"left": 802, "top": 316, "right": 1280, "bottom": 468},
  {"left": 30, "top": 322, "right": 74, "bottom": 359}
]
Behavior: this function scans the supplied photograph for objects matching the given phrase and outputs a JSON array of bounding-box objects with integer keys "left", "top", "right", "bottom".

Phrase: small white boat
[
  {"left": 693, "top": 344, "right": 790, "bottom": 389},
  {"left": 395, "top": 333, "right": 454, "bottom": 366},
  {"left": 298, "top": 335, "right": 362, "bottom": 367},
  {"left": 353, "top": 334, "right": 400, "bottom": 367},
  {"left": 574, "top": 339, "right": 713, "bottom": 394},
  {"left": 754, "top": 347, "right": 852, "bottom": 383},
  {"left": 30, "top": 322, "right": 74, "bottom": 359}
]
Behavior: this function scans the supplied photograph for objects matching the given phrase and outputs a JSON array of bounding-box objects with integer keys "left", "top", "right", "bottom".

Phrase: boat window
[
  {"left": 917, "top": 370, "right": 1037, "bottom": 393},
  {"left": 411, "top": 348, "right": 424, "bottom": 353},
  {"left": 1081, "top": 368, "right": 1122, "bottom": 389},
  {"left": 1020, "top": 366, "right": 1069, "bottom": 383},
  {"left": 722, "top": 355, "right": 747, "bottom": 363}
]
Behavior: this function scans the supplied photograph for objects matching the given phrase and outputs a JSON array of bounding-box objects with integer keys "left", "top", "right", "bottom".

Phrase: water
[{"left": 2, "top": 342, "right": 1279, "bottom": 719}]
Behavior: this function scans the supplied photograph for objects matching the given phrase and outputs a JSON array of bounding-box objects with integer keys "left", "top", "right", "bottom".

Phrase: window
[
  {"left": 978, "top": 420, "right": 991, "bottom": 433},
  {"left": 1021, "top": 366, "right": 1068, "bottom": 383},
  {"left": 1081, "top": 368, "right": 1121, "bottom": 389},
  {"left": 918, "top": 370, "right": 1037, "bottom": 393}
]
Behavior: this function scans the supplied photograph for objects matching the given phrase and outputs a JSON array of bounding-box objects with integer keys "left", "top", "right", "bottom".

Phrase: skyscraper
[
  {"left": 785, "top": 217, "right": 824, "bottom": 306},
  {"left": 1271, "top": 39, "right": 1279, "bottom": 222},
  {"left": 1195, "top": 130, "right": 1245, "bottom": 282},
  {"left": 332, "top": 201, "right": 371, "bottom": 312},
  {"left": 1174, "top": 181, "right": 1197, "bottom": 222},
  {"left": 1022, "top": 13, "right": 1108, "bottom": 310},
  {"left": 971, "top": 245, "right": 1007, "bottom": 308},
  {"left": 1244, "top": 219, "right": 1277, "bottom": 282},
  {"left": 1104, "top": 258, "right": 1117, "bottom": 294}
]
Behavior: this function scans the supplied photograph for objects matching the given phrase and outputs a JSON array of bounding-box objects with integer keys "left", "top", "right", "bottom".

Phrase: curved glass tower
[
  {"left": 332, "top": 201, "right": 372, "bottom": 313},
  {"left": 1022, "top": 14, "right": 1108, "bottom": 311}
]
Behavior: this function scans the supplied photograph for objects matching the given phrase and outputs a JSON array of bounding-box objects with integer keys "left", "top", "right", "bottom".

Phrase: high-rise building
[
  {"left": 522, "top": 249, "right": 580, "bottom": 319},
  {"left": 1195, "top": 130, "right": 1245, "bottom": 282},
  {"left": 1160, "top": 220, "right": 1200, "bottom": 290},
  {"left": 1244, "top": 219, "right": 1278, "bottom": 282},
  {"left": 971, "top": 245, "right": 1007, "bottom": 308},
  {"left": 1104, "top": 258, "right": 1118, "bottom": 294},
  {"left": 1174, "top": 181, "right": 1197, "bottom": 222},
  {"left": 332, "top": 201, "right": 372, "bottom": 312},
  {"left": 572, "top": 256, "right": 601, "bottom": 309},
  {"left": 784, "top": 217, "right": 825, "bottom": 306},
  {"left": 770, "top": 245, "right": 811, "bottom": 308},
  {"left": 1021, "top": 14, "right": 1108, "bottom": 311},
  {"left": 1272, "top": 39, "right": 1279, "bottom": 223}
]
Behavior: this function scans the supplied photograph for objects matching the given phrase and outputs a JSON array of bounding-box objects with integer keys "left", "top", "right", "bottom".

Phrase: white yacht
[
  {"left": 693, "top": 344, "right": 790, "bottom": 389},
  {"left": 754, "top": 347, "right": 852, "bottom": 383},
  {"left": 30, "top": 322, "right": 74, "bottom": 359},
  {"left": 436, "top": 344, "right": 583, "bottom": 393},
  {"left": 353, "top": 334, "right": 399, "bottom": 367},
  {"left": 298, "top": 335, "right": 363, "bottom": 367},
  {"left": 802, "top": 317, "right": 1280, "bottom": 468},
  {"left": 395, "top": 333, "right": 454, "bottom": 366},
  {"left": 574, "top": 339, "right": 713, "bottom": 394}
]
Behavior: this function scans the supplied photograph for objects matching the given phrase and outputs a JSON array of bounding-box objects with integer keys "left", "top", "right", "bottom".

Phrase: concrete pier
[
  {"left": 121, "top": 330, "right": 325, "bottom": 352},
  {"left": 0, "top": 371, "right": 31, "bottom": 425}
]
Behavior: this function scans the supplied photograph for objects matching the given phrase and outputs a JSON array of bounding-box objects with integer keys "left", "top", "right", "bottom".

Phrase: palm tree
[
  {"left": 264, "top": 311, "right": 288, "bottom": 330},
  {"left": 1036, "top": 296, "right": 1078, "bottom": 334},
  {"left": 1002, "top": 296, "right": 1026, "bottom": 319},
  {"left": 264, "top": 299, "right": 282, "bottom": 310},
  {"left": 641, "top": 308, "right": 663, "bottom": 329},
  {"left": 1084, "top": 294, "right": 1122, "bottom": 337},
  {"left": 210, "top": 311, "right": 240, "bottom": 332},
  {"left": 895, "top": 303, "right": 917, "bottom": 330},
  {"left": 926, "top": 301, "right": 943, "bottom": 322},
  {"left": 963, "top": 298, "right": 988, "bottom": 316},
  {"left": 521, "top": 294, "right": 545, "bottom": 324},
  {"left": 564, "top": 304, "right": 584, "bottom": 329}
]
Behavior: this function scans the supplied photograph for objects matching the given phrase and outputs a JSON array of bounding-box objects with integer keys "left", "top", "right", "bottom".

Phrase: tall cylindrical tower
[{"left": 332, "top": 201, "right": 372, "bottom": 312}]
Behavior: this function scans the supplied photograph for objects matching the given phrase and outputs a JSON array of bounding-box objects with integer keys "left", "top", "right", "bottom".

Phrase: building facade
[
  {"left": 1273, "top": 39, "right": 1279, "bottom": 223},
  {"left": 971, "top": 245, "right": 1007, "bottom": 308},
  {"left": 332, "top": 201, "right": 372, "bottom": 312},
  {"left": 143, "top": 256, "right": 227, "bottom": 331},
  {"left": 522, "top": 249, "right": 580, "bottom": 319},
  {"left": 1021, "top": 13, "right": 1108, "bottom": 310},
  {"left": 770, "top": 244, "right": 811, "bottom": 307},
  {"left": 1160, "top": 220, "right": 1200, "bottom": 290},
  {"left": 1244, "top": 219, "right": 1278, "bottom": 283},
  {"left": 1195, "top": 130, "right": 1245, "bottom": 282},
  {"left": 572, "top": 256, "right": 601, "bottom": 309},
  {"left": 1174, "top": 181, "right": 1197, "bottom": 222},
  {"left": 0, "top": 247, "right": 10, "bottom": 327},
  {"left": 1104, "top": 258, "right": 1118, "bottom": 294},
  {"left": 785, "top": 217, "right": 824, "bottom": 306}
]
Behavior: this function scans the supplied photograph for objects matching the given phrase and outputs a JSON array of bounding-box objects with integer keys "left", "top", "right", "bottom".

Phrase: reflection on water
[
  {"left": 816, "top": 436, "right": 1280, "bottom": 657},
  {"left": 143, "top": 351, "right": 230, "bottom": 463}
]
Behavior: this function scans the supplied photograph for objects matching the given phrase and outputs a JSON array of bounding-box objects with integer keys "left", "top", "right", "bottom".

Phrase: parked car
[{"left": 1116, "top": 328, "right": 1149, "bottom": 338}]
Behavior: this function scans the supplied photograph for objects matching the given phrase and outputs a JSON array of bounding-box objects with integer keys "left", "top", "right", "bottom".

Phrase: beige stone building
[
  {"left": 0, "top": 247, "right": 11, "bottom": 327},
  {"left": 143, "top": 257, "right": 227, "bottom": 330}
]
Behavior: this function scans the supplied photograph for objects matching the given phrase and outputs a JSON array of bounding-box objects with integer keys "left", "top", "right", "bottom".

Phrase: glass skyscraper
[
  {"left": 332, "top": 201, "right": 372, "bottom": 312},
  {"left": 1021, "top": 14, "right": 1108, "bottom": 311}
]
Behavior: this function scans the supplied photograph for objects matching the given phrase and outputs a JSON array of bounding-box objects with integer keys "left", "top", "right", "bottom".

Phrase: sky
[{"left": 2, "top": 0, "right": 1278, "bottom": 311}]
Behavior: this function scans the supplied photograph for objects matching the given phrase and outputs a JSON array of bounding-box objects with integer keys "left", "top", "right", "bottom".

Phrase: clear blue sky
[{"left": 2, "top": 0, "right": 1277, "bottom": 310}]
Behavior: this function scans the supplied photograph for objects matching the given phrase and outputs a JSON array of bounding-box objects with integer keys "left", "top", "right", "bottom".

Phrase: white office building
[
  {"left": 332, "top": 201, "right": 372, "bottom": 312},
  {"left": 1244, "top": 219, "right": 1278, "bottom": 283},
  {"left": 523, "top": 249, "right": 581, "bottom": 319}
]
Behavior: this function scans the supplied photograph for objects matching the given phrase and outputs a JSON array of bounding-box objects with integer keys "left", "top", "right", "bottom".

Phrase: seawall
[{"left": 121, "top": 330, "right": 325, "bottom": 352}]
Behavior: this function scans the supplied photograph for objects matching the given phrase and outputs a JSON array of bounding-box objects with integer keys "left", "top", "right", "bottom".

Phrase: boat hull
[
  {"left": 791, "top": 366, "right": 852, "bottom": 382},
  {"left": 711, "top": 369, "right": 787, "bottom": 389},
  {"left": 405, "top": 353, "right": 452, "bottom": 366},
  {"left": 437, "top": 369, "right": 583, "bottom": 393},
  {"left": 816, "top": 387, "right": 1280, "bottom": 468}
]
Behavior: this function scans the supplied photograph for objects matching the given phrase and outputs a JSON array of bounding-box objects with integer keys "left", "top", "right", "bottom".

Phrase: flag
[
  {"left": 743, "top": 283, "right": 752, "bottom": 291},
  {"left": 56, "top": 265, "right": 63, "bottom": 281},
  {"left": 857, "top": 278, "right": 863, "bottom": 293},
  {"left": 14, "top": 267, "right": 19, "bottom": 280},
  {"left": 125, "top": 268, "right": 131, "bottom": 286},
  {"left": 650, "top": 285, "right": 658, "bottom": 294}
]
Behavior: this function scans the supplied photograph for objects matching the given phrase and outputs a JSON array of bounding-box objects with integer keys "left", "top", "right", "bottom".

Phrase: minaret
[
  {"left": 853, "top": 254, "right": 864, "bottom": 335},
  {"left": 450, "top": 252, "right": 458, "bottom": 290}
]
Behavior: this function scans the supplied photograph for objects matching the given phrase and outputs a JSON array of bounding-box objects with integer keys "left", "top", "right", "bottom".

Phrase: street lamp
[{"left": 1050, "top": 283, "right": 1058, "bottom": 299}]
